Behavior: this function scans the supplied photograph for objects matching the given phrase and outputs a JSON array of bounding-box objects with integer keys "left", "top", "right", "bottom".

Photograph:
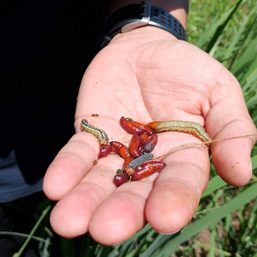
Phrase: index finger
[
  {"left": 43, "top": 117, "right": 122, "bottom": 200},
  {"left": 43, "top": 132, "right": 99, "bottom": 200}
]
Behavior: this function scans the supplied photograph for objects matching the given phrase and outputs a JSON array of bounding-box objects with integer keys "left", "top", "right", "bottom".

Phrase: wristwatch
[{"left": 99, "top": 2, "right": 187, "bottom": 48}]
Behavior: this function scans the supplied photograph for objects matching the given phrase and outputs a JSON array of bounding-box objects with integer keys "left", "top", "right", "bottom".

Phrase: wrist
[
  {"left": 109, "top": 25, "right": 178, "bottom": 47},
  {"left": 101, "top": 1, "right": 187, "bottom": 48},
  {"left": 151, "top": 1, "right": 188, "bottom": 28},
  {"left": 109, "top": 0, "right": 188, "bottom": 28}
]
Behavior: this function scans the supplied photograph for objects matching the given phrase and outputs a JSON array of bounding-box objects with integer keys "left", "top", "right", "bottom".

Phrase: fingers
[
  {"left": 47, "top": 129, "right": 211, "bottom": 244},
  {"left": 49, "top": 153, "right": 154, "bottom": 245},
  {"left": 206, "top": 71, "right": 257, "bottom": 186},
  {"left": 48, "top": 134, "right": 210, "bottom": 243},
  {"left": 88, "top": 179, "right": 154, "bottom": 245},
  {"left": 49, "top": 155, "right": 120, "bottom": 238},
  {"left": 43, "top": 116, "right": 131, "bottom": 200},
  {"left": 46, "top": 124, "right": 210, "bottom": 244},
  {"left": 43, "top": 132, "right": 99, "bottom": 200},
  {"left": 145, "top": 144, "right": 210, "bottom": 234}
]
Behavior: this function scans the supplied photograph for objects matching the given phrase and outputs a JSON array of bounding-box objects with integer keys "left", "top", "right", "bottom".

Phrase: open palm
[{"left": 43, "top": 27, "right": 256, "bottom": 245}]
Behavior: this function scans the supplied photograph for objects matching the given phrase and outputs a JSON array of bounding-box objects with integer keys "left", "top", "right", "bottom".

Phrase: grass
[{"left": 3, "top": 0, "right": 257, "bottom": 256}]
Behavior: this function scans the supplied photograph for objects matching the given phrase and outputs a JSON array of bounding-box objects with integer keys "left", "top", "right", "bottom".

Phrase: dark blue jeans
[{"left": 0, "top": 151, "right": 42, "bottom": 203}]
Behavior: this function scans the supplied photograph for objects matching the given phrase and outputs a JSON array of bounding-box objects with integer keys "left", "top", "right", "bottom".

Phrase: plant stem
[{"left": 12, "top": 204, "right": 52, "bottom": 257}]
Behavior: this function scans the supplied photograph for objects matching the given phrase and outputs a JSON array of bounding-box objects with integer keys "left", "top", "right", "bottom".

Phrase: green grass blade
[
  {"left": 226, "top": 9, "right": 257, "bottom": 70},
  {"left": 96, "top": 245, "right": 113, "bottom": 257},
  {"left": 202, "top": 176, "right": 227, "bottom": 199},
  {"left": 196, "top": 0, "right": 243, "bottom": 52},
  {"left": 0, "top": 231, "right": 49, "bottom": 244},
  {"left": 140, "top": 182, "right": 257, "bottom": 257},
  {"left": 207, "top": 226, "right": 216, "bottom": 257},
  {"left": 244, "top": 62, "right": 257, "bottom": 89},
  {"left": 12, "top": 204, "right": 52, "bottom": 257},
  {"left": 230, "top": 37, "right": 257, "bottom": 76},
  {"left": 222, "top": 8, "right": 257, "bottom": 61},
  {"left": 252, "top": 154, "right": 257, "bottom": 171}
]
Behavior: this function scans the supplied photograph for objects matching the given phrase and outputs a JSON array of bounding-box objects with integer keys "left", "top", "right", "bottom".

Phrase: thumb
[{"left": 206, "top": 70, "right": 257, "bottom": 186}]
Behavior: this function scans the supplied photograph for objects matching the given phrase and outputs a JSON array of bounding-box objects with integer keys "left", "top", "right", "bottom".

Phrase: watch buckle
[{"left": 121, "top": 18, "right": 149, "bottom": 33}]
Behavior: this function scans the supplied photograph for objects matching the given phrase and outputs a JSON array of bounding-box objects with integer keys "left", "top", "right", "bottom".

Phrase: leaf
[
  {"left": 226, "top": 7, "right": 257, "bottom": 71},
  {"left": 196, "top": 0, "right": 243, "bottom": 52},
  {"left": 140, "top": 182, "right": 257, "bottom": 257},
  {"left": 252, "top": 154, "right": 257, "bottom": 170},
  {"left": 230, "top": 37, "right": 257, "bottom": 76},
  {"left": 202, "top": 176, "right": 227, "bottom": 199}
]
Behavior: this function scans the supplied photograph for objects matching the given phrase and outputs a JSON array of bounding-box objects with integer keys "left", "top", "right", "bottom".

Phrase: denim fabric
[{"left": 0, "top": 151, "right": 42, "bottom": 203}]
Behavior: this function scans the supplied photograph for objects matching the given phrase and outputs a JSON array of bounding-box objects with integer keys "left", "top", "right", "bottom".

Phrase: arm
[{"left": 43, "top": 0, "right": 256, "bottom": 245}]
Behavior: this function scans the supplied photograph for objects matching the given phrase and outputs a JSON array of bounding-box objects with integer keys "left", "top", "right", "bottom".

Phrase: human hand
[{"left": 43, "top": 27, "right": 257, "bottom": 245}]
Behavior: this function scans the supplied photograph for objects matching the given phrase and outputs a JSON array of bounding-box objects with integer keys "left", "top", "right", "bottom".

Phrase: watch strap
[{"left": 100, "top": 3, "right": 187, "bottom": 48}]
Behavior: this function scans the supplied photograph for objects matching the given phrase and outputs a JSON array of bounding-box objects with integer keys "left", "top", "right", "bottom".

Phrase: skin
[{"left": 42, "top": 26, "right": 257, "bottom": 246}]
